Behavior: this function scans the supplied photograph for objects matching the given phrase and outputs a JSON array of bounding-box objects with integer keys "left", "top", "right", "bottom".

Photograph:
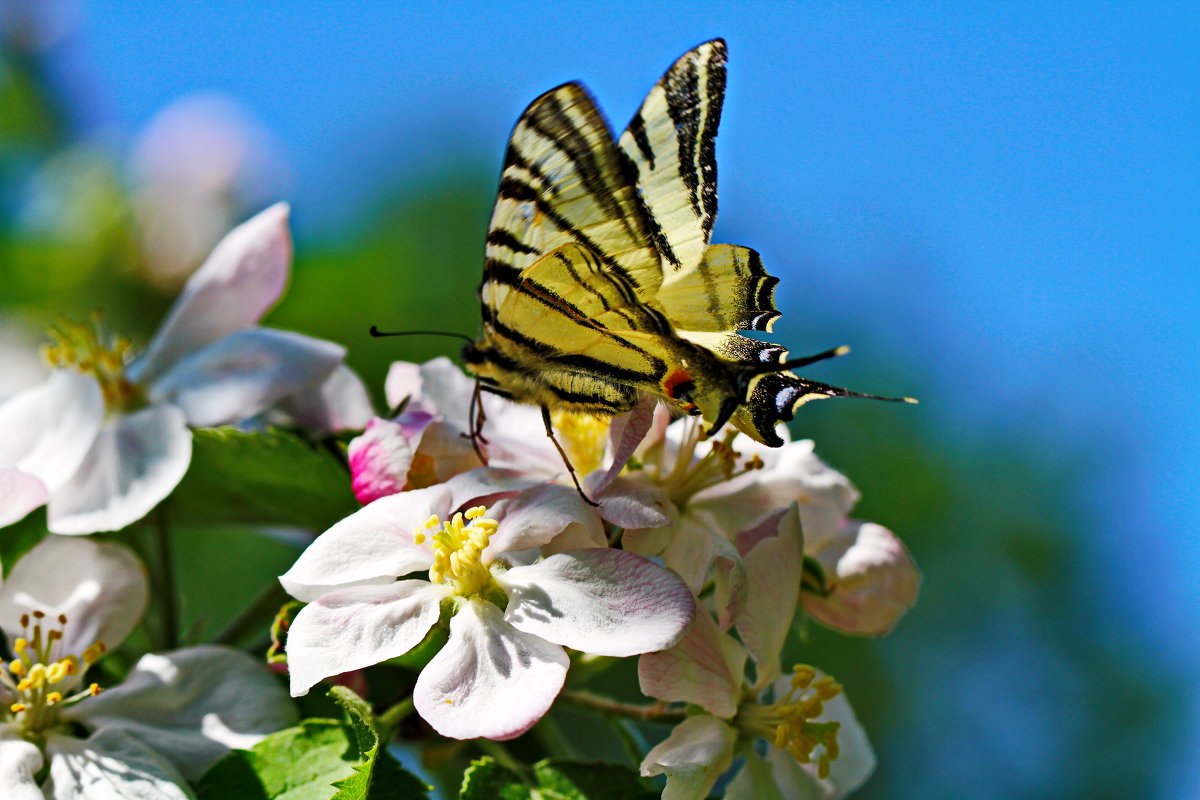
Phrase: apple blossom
[
  {"left": 0, "top": 536, "right": 297, "bottom": 799},
  {"left": 0, "top": 203, "right": 349, "bottom": 534},
  {"left": 279, "top": 468, "right": 694, "bottom": 740}
]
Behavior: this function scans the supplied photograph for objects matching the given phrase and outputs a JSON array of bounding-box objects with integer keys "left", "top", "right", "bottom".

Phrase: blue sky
[{"left": 68, "top": 0, "right": 1199, "bottom": 789}]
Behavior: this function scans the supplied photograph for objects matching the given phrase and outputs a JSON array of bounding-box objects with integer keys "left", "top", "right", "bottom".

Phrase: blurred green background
[{"left": 1, "top": 3, "right": 1194, "bottom": 798}]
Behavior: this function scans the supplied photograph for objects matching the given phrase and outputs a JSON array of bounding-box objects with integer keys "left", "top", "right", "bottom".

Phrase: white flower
[
  {"left": 280, "top": 468, "right": 694, "bottom": 740},
  {"left": 0, "top": 536, "right": 297, "bottom": 799},
  {"left": 0, "top": 204, "right": 348, "bottom": 534}
]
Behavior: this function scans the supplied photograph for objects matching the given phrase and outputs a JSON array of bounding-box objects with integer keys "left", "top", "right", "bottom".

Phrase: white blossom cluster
[{"left": 0, "top": 207, "right": 919, "bottom": 799}]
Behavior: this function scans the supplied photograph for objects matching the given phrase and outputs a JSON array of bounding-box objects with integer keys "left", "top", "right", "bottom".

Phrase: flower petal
[
  {"left": 286, "top": 581, "right": 448, "bottom": 696},
  {"left": 0, "top": 370, "right": 104, "bottom": 492},
  {"left": 590, "top": 395, "right": 656, "bottom": 493},
  {"left": 278, "top": 485, "right": 451, "bottom": 602},
  {"left": 383, "top": 360, "right": 428, "bottom": 413},
  {"left": 150, "top": 327, "right": 343, "bottom": 427},
  {"left": 44, "top": 728, "right": 192, "bottom": 800},
  {"left": 735, "top": 504, "right": 803, "bottom": 673},
  {"left": 803, "top": 521, "right": 920, "bottom": 637},
  {"left": 594, "top": 476, "right": 671, "bottom": 530},
  {"left": 486, "top": 483, "right": 602, "bottom": 555},
  {"left": 0, "top": 727, "right": 43, "bottom": 800},
  {"left": 65, "top": 645, "right": 298, "bottom": 781},
  {"left": 348, "top": 417, "right": 416, "bottom": 504},
  {"left": 0, "top": 468, "right": 48, "bottom": 528},
  {"left": 414, "top": 598, "right": 568, "bottom": 740},
  {"left": 129, "top": 202, "right": 292, "bottom": 386},
  {"left": 276, "top": 363, "right": 375, "bottom": 434},
  {"left": 660, "top": 510, "right": 744, "bottom": 596},
  {"left": 442, "top": 467, "right": 545, "bottom": 512},
  {"left": 0, "top": 536, "right": 148, "bottom": 658},
  {"left": 638, "top": 609, "right": 745, "bottom": 717},
  {"left": 500, "top": 549, "right": 693, "bottom": 656},
  {"left": 47, "top": 404, "right": 192, "bottom": 535},
  {"left": 640, "top": 715, "right": 737, "bottom": 800}
]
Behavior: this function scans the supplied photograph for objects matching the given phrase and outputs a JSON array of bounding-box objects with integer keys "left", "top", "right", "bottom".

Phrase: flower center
[
  {"left": 1, "top": 610, "right": 105, "bottom": 740},
  {"left": 42, "top": 313, "right": 143, "bottom": 411},
  {"left": 551, "top": 410, "right": 609, "bottom": 476},
  {"left": 652, "top": 421, "right": 764, "bottom": 507},
  {"left": 737, "top": 664, "right": 844, "bottom": 780},
  {"left": 415, "top": 506, "right": 499, "bottom": 597}
]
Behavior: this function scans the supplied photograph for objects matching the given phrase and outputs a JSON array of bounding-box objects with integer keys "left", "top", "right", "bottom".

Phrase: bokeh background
[{"left": 1, "top": 2, "right": 1196, "bottom": 798}]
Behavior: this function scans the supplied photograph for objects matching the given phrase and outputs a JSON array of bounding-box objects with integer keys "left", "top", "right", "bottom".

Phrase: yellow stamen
[
  {"left": 10, "top": 703, "right": 26, "bottom": 714},
  {"left": 46, "top": 692, "right": 62, "bottom": 705},
  {"left": 420, "top": 508, "right": 500, "bottom": 597}
]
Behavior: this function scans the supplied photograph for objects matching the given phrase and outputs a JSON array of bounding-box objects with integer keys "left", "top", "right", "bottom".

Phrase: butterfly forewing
[{"left": 618, "top": 38, "right": 726, "bottom": 275}]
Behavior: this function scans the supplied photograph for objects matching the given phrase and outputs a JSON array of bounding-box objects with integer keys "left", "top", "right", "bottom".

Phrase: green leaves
[
  {"left": 0, "top": 508, "right": 47, "bottom": 578},
  {"left": 459, "top": 758, "right": 657, "bottom": 800},
  {"left": 172, "top": 427, "right": 359, "bottom": 530},
  {"left": 197, "top": 687, "right": 429, "bottom": 800}
]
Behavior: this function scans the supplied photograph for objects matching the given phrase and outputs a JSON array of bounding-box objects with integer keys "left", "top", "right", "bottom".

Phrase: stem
[
  {"left": 214, "top": 581, "right": 290, "bottom": 645},
  {"left": 478, "top": 739, "right": 530, "bottom": 781},
  {"left": 376, "top": 696, "right": 414, "bottom": 736},
  {"left": 154, "top": 506, "right": 178, "bottom": 650},
  {"left": 558, "top": 690, "right": 688, "bottom": 724}
]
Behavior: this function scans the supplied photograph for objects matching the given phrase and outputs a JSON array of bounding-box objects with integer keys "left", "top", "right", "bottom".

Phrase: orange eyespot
[{"left": 662, "top": 369, "right": 693, "bottom": 400}]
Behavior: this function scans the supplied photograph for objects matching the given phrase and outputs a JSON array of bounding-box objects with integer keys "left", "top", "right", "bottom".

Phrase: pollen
[
  {"left": 416, "top": 507, "right": 499, "bottom": 597},
  {"left": 737, "top": 664, "right": 844, "bottom": 780},
  {"left": 551, "top": 410, "right": 609, "bottom": 476},
  {"left": 42, "top": 314, "right": 143, "bottom": 411},
  {"left": 1, "top": 608, "right": 106, "bottom": 734}
]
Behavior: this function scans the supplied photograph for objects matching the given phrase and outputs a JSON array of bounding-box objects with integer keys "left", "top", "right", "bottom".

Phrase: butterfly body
[{"left": 465, "top": 39, "right": 912, "bottom": 448}]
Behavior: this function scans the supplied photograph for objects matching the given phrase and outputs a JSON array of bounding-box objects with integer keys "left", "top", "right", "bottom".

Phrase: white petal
[
  {"left": 65, "top": 645, "right": 298, "bottom": 781},
  {"left": 763, "top": 683, "right": 876, "bottom": 800},
  {"left": 660, "top": 510, "right": 743, "bottom": 596},
  {"left": 416, "top": 357, "right": 475, "bottom": 425},
  {"left": 594, "top": 476, "right": 670, "bottom": 530},
  {"left": 286, "top": 581, "right": 448, "bottom": 696},
  {"left": 485, "top": 483, "right": 602, "bottom": 555},
  {"left": 804, "top": 521, "right": 920, "bottom": 637},
  {"left": 442, "top": 467, "right": 544, "bottom": 511},
  {"left": 414, "top": 598, "right": 568, "bottom": 740},
  {"left": 44, "top": 728, "right": 193, "bottom": 800},
  {"left": 0, "top": 727, "right": 43, "bottom": 800},
  {"left": 500, "top": 549, "right": 693, "bottom": 656},
  {"left": 0, "top": 536, "right": 148, "bottom": 658},
  {"left": 348, "top": 417, "right": 416, "bottom": 504},
  {"left": 278, "top": 485, "right": 450, "bottom": 602},
  {"left": 640, "top": 715, "right": 737, "bottom": 800},
  {"left": 590, "top": 396, "right": 656, "bottom": 493},
  {"left": 276, "top": 363, "right": 375, "bottom": 434},
  {"left": 150, "top": 327, "right": 343, "bottom": 427},
  {"left": 735, "top": 504, "right": 803, "bottom": 672},
  {"left": 0, "top": 468, "right": 48, "bottom": 528},
  {"left": 129, "top": 203, "right": 292, "bottom": 386},
  {"left": 638, "top": 609, "right": 745, "bottom": 718},
  {"left": 0, "top": 370, "right": 104, "bottom": 492},
  {"left": 47, "top": 404, "right": 192, "bottom": 535},
  {"left": 384, "top": 360, "right": 427, "bottom": 412}
]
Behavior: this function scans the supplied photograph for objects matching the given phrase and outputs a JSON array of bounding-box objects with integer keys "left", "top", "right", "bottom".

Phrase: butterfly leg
[
  {"left": 465, "top": 378, "right": 489, "bottom": 465},
  {"left": 541, "top": 405, "right": 600, "bottom": 507}
]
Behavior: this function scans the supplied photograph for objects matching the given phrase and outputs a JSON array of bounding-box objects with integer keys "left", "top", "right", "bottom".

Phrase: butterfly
[{"left": 461, "top": 39, "right": 913, "bottom": 459}]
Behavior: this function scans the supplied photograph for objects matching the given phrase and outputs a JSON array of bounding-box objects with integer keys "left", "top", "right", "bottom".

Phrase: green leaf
[
  {"left": 329, "top": 685, "right": 430, "bottom": 800},
  {"left": 458, "top": 757, "right": 531, "bottom": 800},
  {"left": 0, "top": 508, "right": 47, "bottom": 578},
  {"left": 533, "top": 760, "right": 658, "bottom": 800},
  {"left": 171, "top": 427, "right": 359, "bottom": 529}
]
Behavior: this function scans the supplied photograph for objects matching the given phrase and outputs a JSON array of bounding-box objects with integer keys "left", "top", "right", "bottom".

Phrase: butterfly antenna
[{"left": 369, "top": 326, "right": 474, "bottom": 344}]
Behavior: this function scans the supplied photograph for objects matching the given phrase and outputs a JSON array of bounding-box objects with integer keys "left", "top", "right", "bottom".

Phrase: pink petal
[
  {"left": 593, "top": 476, "right": 671, "bottom": 530},
  {"left": 485, "top": 483, "right": 602, "bottom": 555},
  {"left": 131, "top": 203, "right": 292, "bottom": 385},
  {"left": 414, "top": 598, "right": 568, "bottom": 740},
  {"left": 638, "top": 609, "right": 744, "bottom": 717},
  {"left": 733, "top": 504, "right": 803, "bottom": 673},
  {"left": 499, "top": 549, "right": 693, "bottom": 656},
  {"left": 804, "top": 521, "right": 920, "bottom": 637},
  {"left": 150, "top": 327, "right": 343, "bottom": 427},
  {"left": 287, "top": 581, "right": 448, "bottom": 696},
  {"left": 0, "top": 536, "right": 148, "bottom": 658},
  {"left": 47, "top": 404, "right": 192, "bottom": 535},
  {"left": 590, "top": 395, "right": 656, "bottom": 494},
  {"left": 278, "top": 485, "right": 451, "bottom": 602},
  {"left": 348, "top": 417, "right": 415, "bottom": 504},
  {"left": 640, "top": 715, "right": 737, "bottom": 799}
]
